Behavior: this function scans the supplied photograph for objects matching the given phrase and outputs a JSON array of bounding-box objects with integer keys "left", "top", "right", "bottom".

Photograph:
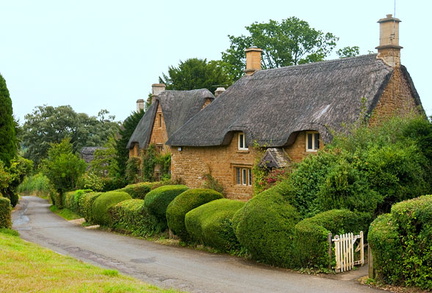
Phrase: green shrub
[
  {"left": 368, "top": 195, "right": 432, "bottom": 290},
  {"left": 63, "top": 189, "right": 92, "bottom": 215},
  {"left": 166, "top": 188, "right": 223, "bottom": 241},
  {"left": 109, "top": 199, "right": 164, "bottom": 237},
  {"left": 80, "top": 192, "right": 102, "bottom": 223},
  {"left": 232, "top": 188, "right": 301, "bottom": 267},
  {"left": 144, "top": 185, "right": 188, "bottom": 223},
  {"left": 185, "top": 199, "right": 244, "bottom": 252},
  {"left": 92, "top": 191, "right": 131, "bottom": 226},
  {"left": 117, "top": 182, "right": 158, "bottom": 199},
  {"left": 17, "top": 173, "right": 51, "bottom": 197},
  {"left": 0, "top": 197, "right": 11, "bottom": 228},
  {"left": 293, "top": 209, "right": 368, "bottom": 268}
]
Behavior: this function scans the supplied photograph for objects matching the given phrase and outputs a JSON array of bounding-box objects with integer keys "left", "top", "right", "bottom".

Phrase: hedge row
[
  {"left": 109, "top": 199, "right": 164, "bottom": 237},
  {"left": 167, "top": 188, "right": 223, "bottom": 241},
  {"left": 186, "top": 199, "right": 244, "bottom": 252},
  {"left": 368, "top": 195, "right": 432, "bottom": 290},
  {"left": 58, "top": 184, "right": 375, "bottom": 271},
  {"left": 0, "top": 197, "right": 11, "bottom": 229}
]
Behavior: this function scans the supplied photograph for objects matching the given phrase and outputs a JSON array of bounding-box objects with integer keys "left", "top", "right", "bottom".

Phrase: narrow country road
[{"left": 12, "top": 196, "right": 383, "bottom": 293}]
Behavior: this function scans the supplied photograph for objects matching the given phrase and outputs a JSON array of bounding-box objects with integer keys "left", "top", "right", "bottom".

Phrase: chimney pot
[
  {"left": 244, "top": 47, "right": 263, "bottom": 75},
  {"left": 136, "top": 99, "right": 145, "bottom": 111},
  {"left": 376, "top": 14, "right": 402, "bottom": 67},
  {"left": 215, "top": 87, "right": 226, "bottom": 97},
  {"left": 152, "top": 83, "right": 166, "bottom": 96}
]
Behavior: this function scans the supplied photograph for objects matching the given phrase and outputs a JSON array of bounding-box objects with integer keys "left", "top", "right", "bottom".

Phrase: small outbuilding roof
[
  {"left": 127, "top": 89, "right": 214, "bottom": 149},
  {"left": 167, "top": 54, "right": 421, "bottom": 147}
]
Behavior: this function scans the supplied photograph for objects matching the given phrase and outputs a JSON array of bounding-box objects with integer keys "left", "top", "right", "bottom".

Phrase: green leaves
[
  {"left": 41, "top": 138, "right": 86, "bottom": 197},
  {"left": 20, "top": 105, "right": 120, "bottom": 165},
  {"left": 159, "top": 58, "right": 233, "bottom": 93},
  {"left": 0, "top": 74, "right": 17, "bottom": 166},
  {"left": 222, "top": 17, "right": 340, "bottom": 80}
]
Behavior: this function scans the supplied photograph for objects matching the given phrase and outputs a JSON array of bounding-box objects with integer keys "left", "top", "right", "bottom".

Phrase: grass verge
[{"left": 0, "top": 228, "right": 183, "bottom": 293}]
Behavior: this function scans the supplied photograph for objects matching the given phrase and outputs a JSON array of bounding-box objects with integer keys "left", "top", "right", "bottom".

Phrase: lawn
[{"left": 0, "top": 228, "right": 183, "bottom": 293}]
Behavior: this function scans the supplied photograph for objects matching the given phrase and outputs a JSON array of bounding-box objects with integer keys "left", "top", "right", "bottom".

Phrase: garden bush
[
  {"left": 232, "top": 188, "right": 300, "bottom": 267},
  {"left": 91, "top": 191, "right": 131, "bottom": 226},
  {"left": 293, "top": 209, "right": 369, "bottom": 268},
  {"left": 144, "top": 185, "right": 188, "bottom": 223},
  {"left": 109, "top": 199, "right": 164, "bottom": 236},
  {"left": 63, "top": 189, "right": 92, "bottom": 215},
  {"left": 368, "top": 195, "right": 432, "bottom": 290},
  {"left": 17, "top": 173, "right": 51, "bottom": 197},
  {"left": 117, "top": 182, "right": 159, "bottom": 199},
  {"left": 185, "top": 199, "right": 244, "bottom": 252},
  {"left": 0, "top": 197, "right": 11, "bottom": 228},
  {"left": 80, "top": 192, "right": 102, "bottom": 223},
  {"left": 166, "top": 188, "right": 223, "bottom": 241}
]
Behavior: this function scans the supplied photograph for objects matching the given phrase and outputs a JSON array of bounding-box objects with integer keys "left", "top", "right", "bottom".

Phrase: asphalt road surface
[{"left": 12, "top": 196, "right": 384, "bottom": 293}]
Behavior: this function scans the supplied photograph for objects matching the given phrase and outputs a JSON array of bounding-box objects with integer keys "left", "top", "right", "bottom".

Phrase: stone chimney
[
  {"left": 136, "top": 99, "right": 145, "bottom": 111},
  {"left": 376, "top": 14, "right": 402, "bottom": 67},
  {"left": 244, "top": 47, "right": 263, "bottom": 75},
  {"left": 151, "top": 83, "right": 166, "bottom": 103}
]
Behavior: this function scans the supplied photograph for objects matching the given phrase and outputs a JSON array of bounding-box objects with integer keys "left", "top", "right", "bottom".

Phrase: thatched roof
[
  {"left": 80, "top": 147, "right": 105, "bottom": 163},
  {"left": 259, "top": 148, "right": 291, "bottom": 169},
  {"left": 167, "top": 54, "right": 421, "bottom": 147},
  {"left": 127, "top": 89, "right": 214, "bottom": 149}
]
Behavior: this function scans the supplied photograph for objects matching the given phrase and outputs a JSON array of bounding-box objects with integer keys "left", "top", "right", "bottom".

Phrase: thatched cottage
[
  {"left": 165, "top": 14, "right": 423, "bottom": 200},
  {"left": 127, "top": 86, "right": 215, "bottom": 157}
]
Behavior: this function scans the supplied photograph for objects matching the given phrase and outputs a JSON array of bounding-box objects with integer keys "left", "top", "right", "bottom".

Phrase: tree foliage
[
  {"left": 276, "top": 115, "right": 432, "bottom": 219},
  {"left": 222, "top": 17, "right": 339, "bottom": 80},
  {"left": 159, "top": 58, "right": 233, "bottom": 93},
  {"left": 41, "top": 138, "right": 86, "bottom": 199},
  {"left": 20, "top": 105, "right": 120, "bottom": 165},
  {"left": 0, "top": 74, "right": 17, "bottom": 166},
  {"left": 115, "top": 110, "right": 145, "bottom": 179}
]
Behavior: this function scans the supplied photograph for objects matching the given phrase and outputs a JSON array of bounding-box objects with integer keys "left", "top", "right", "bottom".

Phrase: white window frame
[
  {"left": 238, "top": 132, "right": 248, "bottom": 150},
  {"left": 235, "top": 167, "right": 252, "bottom": 186},
  {"left": 306, "top": 132, "right": 320, "bottom": 152}
]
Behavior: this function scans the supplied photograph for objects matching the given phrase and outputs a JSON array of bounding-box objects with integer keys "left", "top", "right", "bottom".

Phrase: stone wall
[
  {"left": 369, "top": 67, "right": 419, "bottom": 124},
  {"left": 171, "top": 131, "right": 320, "bottom": 200}
]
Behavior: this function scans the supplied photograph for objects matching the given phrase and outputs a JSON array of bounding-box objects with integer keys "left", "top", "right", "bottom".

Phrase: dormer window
[
  {"left": 306, "top": 132, "right": 320, "bottom": 152},
  {"left": 238, "top": 132, "right": 248, "bottom": 150}
]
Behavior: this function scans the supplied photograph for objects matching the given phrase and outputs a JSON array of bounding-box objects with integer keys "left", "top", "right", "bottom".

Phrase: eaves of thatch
[
  {"left": 127, "top": 89, "right": 214, "bottom": 149},
  {"left": 167, "top": 54, "right": 420, "bottom": 147}
]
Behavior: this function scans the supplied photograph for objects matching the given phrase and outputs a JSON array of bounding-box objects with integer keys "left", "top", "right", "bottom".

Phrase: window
[
  {"left": 235, "top": 167, "right": 252, "bottom": 186},
  {"left": 238, "top": 132, "right": 248, "bottom": 150},
  {"left": 306, "top": 132, "right": 320, "bottom": 152},
  {"left": 158, "top": 113, "right": 162, "bottom": 127}
]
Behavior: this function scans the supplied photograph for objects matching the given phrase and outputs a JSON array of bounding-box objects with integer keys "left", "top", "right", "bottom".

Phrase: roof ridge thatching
[{"left": 127, "top": 88, "right": 215, "bottom": 149}]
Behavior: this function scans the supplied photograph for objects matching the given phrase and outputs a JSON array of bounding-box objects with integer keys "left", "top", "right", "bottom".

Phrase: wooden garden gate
[{"left": 332, "top": 231, "right": 364, "bottom": 272}]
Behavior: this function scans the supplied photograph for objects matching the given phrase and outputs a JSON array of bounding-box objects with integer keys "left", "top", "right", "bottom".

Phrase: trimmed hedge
[
  {"left": 80, "top": 192, "right": 102, "bottom": 223},
  {"left": 117, "top": 182, "right": 159, "bottom": 199},
  {"left": 185, "top": 199, "right": 245, "bottom": 252},
  {"left": 144, "top": 185, "right": 188, "bottom": 223},
  {"left": 109, "top": 199, "right": 164, "bottom": 237},
  {"left": 63, "top": 189, "right": 92, "bottom": 215},
  {"left": 166, "top": 188, "right": 223, "bottom": 241},
  {"left": 92, "top": 191, "right": 131, "bottom": 226},
  {"left": 0, "top": 197, "right": 11, "bottom": 228},
  {"left": 369, "top": 195, "right": 432, "bottom": 290},
  {"left": 293, "top": 209, "right": 368, "bottom": 268},
  {"left": 232, "top": 188, "right": 301, "bottom": 267}
]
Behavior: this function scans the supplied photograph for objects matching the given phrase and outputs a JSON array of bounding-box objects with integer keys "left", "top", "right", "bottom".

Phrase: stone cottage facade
[{"left": 165, "top": 15, "right": 424, "bottom": 200}]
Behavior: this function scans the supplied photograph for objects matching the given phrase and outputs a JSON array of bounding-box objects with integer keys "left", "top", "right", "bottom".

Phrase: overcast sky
[{"left": 1, "top": 0, "right": 431, "bottom": 123}]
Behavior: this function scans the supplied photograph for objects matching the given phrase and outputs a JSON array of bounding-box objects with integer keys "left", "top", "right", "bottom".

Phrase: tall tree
[
  {"left": 41, "top": 138, "right": 86, "bottom": 206},
  {"left": 222, "top": 17, "right": 339, "bottom": 80},
  {"left": 115, "top": 109, "right": 145, "bottom": 180},
  {"left": 0, "top": 74, "right": 17, "bottom": 166},
  {"left": 20, "top": 105, "right": 119, "bottom": 165},
  {"left": 159, "top": 58, "right": 233, "bottom": 93}
]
